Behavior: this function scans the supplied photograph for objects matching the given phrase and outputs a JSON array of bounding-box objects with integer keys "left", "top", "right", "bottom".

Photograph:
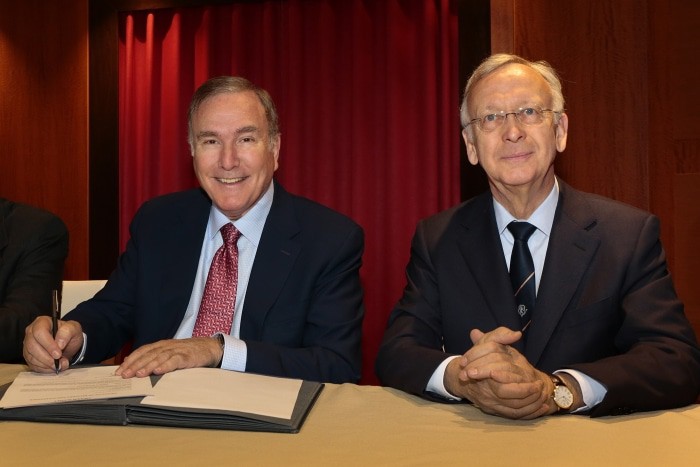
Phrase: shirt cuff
[
  {"left": 70, "top": 332, "right": 88, "bottom": 366},
  {"left": 426, "top": 355, "right": 462, "bottom": 401},
  {"left": 217, "top": 333, "right": 247, "bottom": 372},
  {"left": 556, "top": 369, "right": 607, "bottom": 412}
]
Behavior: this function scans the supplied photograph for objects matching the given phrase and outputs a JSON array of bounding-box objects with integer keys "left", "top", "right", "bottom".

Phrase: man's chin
[{"left": 211, "top": 197, "right": 248, "bottom": 221}]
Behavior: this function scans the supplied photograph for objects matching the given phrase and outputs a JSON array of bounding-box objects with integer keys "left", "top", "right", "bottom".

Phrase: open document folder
[{"left": 0, "top": 366, "right": 323, "bottom": 433}]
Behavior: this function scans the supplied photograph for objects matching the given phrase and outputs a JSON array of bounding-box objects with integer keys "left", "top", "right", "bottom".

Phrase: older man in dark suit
[
  {"left": 24, "top": 77, "right": 364, "bottom": 383},
  {"left": 0, "top": 199, "right": 67, "bottom": 362},
  {"left": 376, "top": 54, "right": 700, "bottom": 418}
]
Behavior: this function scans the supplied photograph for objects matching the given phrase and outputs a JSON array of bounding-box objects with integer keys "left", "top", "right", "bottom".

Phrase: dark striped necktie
[{"left": 507, "top": 221, "right": 537, "bottom": 332}]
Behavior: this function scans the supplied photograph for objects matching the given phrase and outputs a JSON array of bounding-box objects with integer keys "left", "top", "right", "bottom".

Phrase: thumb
[{"left": 471, "top": 326, "right": 522, "bottom": 346}]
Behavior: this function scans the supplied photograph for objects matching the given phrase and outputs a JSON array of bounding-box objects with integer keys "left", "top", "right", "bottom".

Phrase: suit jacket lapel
[
  {"left": 159, "top": 190, "right": 212, "bottom": 338},
  {"left": 525, "top": 181, "right": 600, "bottom": 364},
  {"left": 456, "top": 193, "right": 524, "bottom": 351},
  {"left": 240, "top": 182, "right": 301, "bottom": 340}
]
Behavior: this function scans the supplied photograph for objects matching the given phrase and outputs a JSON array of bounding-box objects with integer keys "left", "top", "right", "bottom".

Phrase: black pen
[{"left": 52, "top": 289, "right": 60, "bottom": 374}]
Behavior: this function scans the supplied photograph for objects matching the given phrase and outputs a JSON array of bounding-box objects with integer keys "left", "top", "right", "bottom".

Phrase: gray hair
[
  {"left": 460, "top": 54, "right": 565, "bottom": 130},
  {"left": 187, "top": 76, "right": 280, "bottom": 151}
]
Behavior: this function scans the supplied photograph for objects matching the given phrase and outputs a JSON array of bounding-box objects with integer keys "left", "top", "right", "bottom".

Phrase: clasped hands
[
  {"left": 23, "top": 316, "right": 223, "bottom": 378},
  {"left": 444, "top": 326, "right": 557, "bottom": 419}
]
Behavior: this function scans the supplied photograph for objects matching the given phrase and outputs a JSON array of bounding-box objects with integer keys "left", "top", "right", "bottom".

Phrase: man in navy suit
[
  {"left": 0, "top": 199, "right": 67, "bottom": 362},
  {"left": 376, "top": 54, "right": 700, "bottom": 417},
  {"left": 24, "top": 77, "right": 365, "bottom": 383}
]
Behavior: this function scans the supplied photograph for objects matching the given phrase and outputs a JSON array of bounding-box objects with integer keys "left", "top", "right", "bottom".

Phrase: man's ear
[
  {"left": 555, "top": 113, "right": 568, "bottom": 153},
  {"left": 271, "top": 134, "right": 281, "bottom": 171},
  {"left": 463, "top": 129, "right": 479, "bottom": 166}
]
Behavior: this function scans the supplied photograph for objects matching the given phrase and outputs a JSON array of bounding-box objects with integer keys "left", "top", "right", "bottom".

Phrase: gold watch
[{"left": 551, "top": 374, "right": 574, "bottom": 411}]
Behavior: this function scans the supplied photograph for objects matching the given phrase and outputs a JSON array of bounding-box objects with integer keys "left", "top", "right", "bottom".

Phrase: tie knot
[
  {"left": 220, "top": 223, "right": 241, "bottom": 246},
  {"left": 508, "top": 221, "right": 537, "bottom": 241}
]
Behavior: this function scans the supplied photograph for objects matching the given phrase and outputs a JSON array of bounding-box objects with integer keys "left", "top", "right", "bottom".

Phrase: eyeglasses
[{"left": 466, "top": 107, "right": 561, "bottom": 133}]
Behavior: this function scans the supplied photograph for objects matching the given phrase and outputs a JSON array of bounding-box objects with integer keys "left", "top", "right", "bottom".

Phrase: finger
[
  {"left": 464, "top": 341, "right": 514, "bottom": 365},
  {"left": 493, "top": 380, "right": 545, "bottom": 402},
  {"left": 23, "top": 317, "right": 60, "bottom": 371},
  {"left": 23, "top": 346, "right": 55, "bottom": 373},
  {"left": 133, "top": 348, "right": 181, "bottom": 377},
  {"left": 499, "top": 393, "right": 547, "bottom": 420},
  {"left": 118, "top": 341, "right": 183, "bottom": 377},
  {"left": 470, "top": 327, "right": 522, "bottom": 346},
  {"left": 493, "top": 402, "right": 546, "bottom": 420},
  {"left": 518, "top": 402, "right": 552, "bottom": 420},
  {"left": 469, "top": 328, "right": 485, "bottom": 343},
  {"left": 53, "top": 320, "right": 83, "bottom": 352},
  {"left": 487, "top": 388, "right": 549, "bottom": 419},
  {"left": 463, "top": 345, "right": 525, "bottom": 380},
  {"left": 461, "top": 355, "right": 512, "bottom": 381},
  {"left": 116, "top": 345, "right": 159, "bottom": 377},
  {"left": 147, "top": 337, "right": 219, "bottom": 374},
  {"left": 462, "top": 375, "right": 548, "bottom": 419}
]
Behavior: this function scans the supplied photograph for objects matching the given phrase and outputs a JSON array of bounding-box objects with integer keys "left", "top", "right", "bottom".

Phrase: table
[{"left": 1, "top": 364, "right": 698, "bottom": 466}]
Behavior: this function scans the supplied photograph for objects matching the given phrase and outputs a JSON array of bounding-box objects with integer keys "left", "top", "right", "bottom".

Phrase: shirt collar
[
  {"left": 207, "top": 181, "right": 274, "bottom": 247},
  {"left": 494, "top": 178, "right": 560, "bottom": 236}
]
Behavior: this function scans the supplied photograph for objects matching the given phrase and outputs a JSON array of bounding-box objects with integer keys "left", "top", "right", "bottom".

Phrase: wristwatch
[{"left": 550, "top": 374, "right": 574, "bottom": 411}]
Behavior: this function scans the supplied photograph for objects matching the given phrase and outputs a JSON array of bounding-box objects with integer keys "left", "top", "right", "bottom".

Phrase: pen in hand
[{"left": 52, "top": 289, "right": 60, "bottom": 374}]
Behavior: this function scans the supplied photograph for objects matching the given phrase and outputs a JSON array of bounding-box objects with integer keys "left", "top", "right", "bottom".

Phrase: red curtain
[{"left": 119, "top": 0, "right": 460, "bottom": 384}]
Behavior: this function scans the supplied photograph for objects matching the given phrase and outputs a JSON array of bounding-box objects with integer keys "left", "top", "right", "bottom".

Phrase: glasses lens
[
  {"left": 518, "top": 108, "right": 543, "bottom": 125},
  {"left": 476, "top": 108, "right": 554, "bottom": 132},
  {"left": 480, "top": 114, "right": 501, "bottom": 132}
]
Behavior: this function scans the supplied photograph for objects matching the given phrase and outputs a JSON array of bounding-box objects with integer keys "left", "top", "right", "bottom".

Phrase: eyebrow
[
  {"left": 195, "top": 130, "right": 219, "bottom": 140},
  {"left": 482, "top": 102, "right": 544, "bottom": 112},
  {"left": 234, "top": 125, "right": 260, "bottom": 135},
  {"left": 195, "top": 126, "right": 261, "bottom": 140}
]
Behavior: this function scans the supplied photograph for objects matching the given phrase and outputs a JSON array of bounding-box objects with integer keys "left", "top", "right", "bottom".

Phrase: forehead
[
  {"left": 470, "top": 64, "right": 552, "bottom": 110},
  {"left": 194, "top": 91, "right": 267, "bottom": 128}
]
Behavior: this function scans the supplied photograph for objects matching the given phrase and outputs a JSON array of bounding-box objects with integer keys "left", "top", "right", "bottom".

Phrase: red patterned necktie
[{"left": 192, "top": 223, "right": 241, "bottom": 337}]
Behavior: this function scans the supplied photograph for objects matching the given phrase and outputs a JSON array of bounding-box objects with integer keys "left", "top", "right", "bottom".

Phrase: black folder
[{"left": 0, "top": 374, "right": 323, "bottom": 433}]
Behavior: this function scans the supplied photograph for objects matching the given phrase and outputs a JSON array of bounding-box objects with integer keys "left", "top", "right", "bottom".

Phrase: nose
[
  {"left": 219, "top": 143, "right": 240, "bottom": 170},
  {"left": 502, "top": 113, "right": 525, "bottom": 142}
]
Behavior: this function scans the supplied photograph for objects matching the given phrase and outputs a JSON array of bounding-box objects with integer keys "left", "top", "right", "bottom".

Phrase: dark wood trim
[
  {"left": 88, "top": 1, "right": 120, "bottom": 278},
  {"left": 457, "top": 0, "right": 490, "bottom": 201}
]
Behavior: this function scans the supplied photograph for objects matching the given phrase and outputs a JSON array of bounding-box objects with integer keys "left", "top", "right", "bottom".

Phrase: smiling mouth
[
  {"left": 216, "top": 176, "right": 247, "bottom": 184},
  {"left": 504, "top": 151, "right": 532, "bottom": 160}
]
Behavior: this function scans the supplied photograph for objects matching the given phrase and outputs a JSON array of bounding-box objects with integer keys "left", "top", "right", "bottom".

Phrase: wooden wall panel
[
  {"left": 669, "top": 2, "right": 700, "bottom": 143},
  {"left": 647, "top": 0, "right": 676, "bottom": 265},
  {"left": 674, "top": 174, "right": 700, "bottom": 336},
  {"left": 490, "top": 0, "right": 700, "bottom": 338},
  {"left": 666, "top": 1, "right": 700, "bottom": 337},
  {"left": 491, "top": 0, "right": 649, "bottom": 209},
  {"left": 0, "top": 0, "right": 89, "bottom": 280}
]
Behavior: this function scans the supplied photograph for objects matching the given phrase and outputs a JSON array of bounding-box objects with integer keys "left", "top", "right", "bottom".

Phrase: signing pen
[{"left": 52, "top": 289, "right": 60, "bottom": 374}]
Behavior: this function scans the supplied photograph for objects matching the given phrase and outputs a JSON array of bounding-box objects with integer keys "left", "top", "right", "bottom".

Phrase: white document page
[
  {"left": 0, "top": 365, "right": 154, "bottom": 409},
  {"left": 141, "top": 368, "right": 302, "bottom": 420}
]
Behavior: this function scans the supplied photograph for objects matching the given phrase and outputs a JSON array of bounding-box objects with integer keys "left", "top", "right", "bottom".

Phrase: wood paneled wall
[
  {"left": 0, "top": 0, "right": 89, "bottom": 280},
  {"left": 489, "top": 0, "right": 700, "bottom": 338}
]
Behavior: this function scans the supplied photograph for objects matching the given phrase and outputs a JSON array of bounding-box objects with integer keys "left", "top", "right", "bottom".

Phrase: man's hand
[
  {"left": 444, "top": 327, "right": 557, "bottom": 419},
  {"left": 115, "top": 337, "right": 223, "bottom": 378},
  {"left": 23, "top": 316, "right": 84, "bottom": 373}
]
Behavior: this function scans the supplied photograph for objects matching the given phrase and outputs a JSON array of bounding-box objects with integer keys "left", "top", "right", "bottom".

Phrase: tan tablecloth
[{"left": 1, "top": 364, "right": 698, "bottom": 466}]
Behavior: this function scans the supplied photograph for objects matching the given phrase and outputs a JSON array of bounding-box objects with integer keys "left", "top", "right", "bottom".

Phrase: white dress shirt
[{"left": 173, "top": 182, "right": 274, "bottom": 371}]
